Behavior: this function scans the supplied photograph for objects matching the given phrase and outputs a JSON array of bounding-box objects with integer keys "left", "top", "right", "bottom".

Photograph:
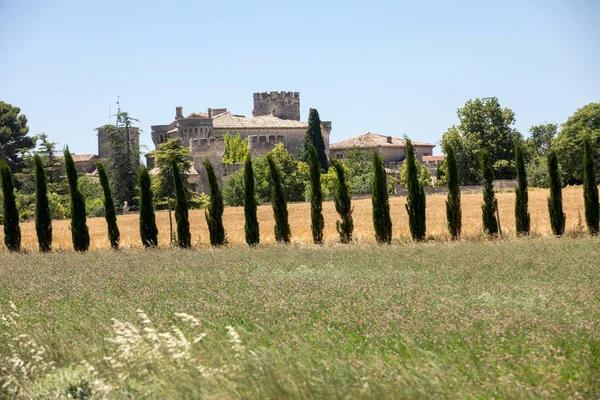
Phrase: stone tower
[{"left": 252, "top": 91, "right": 300, "bottom": 120}]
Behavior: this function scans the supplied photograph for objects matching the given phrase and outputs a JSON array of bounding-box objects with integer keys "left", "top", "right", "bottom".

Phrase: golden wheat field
[{"left": 0, "top": 187, "right": 587, "bottom": 251}]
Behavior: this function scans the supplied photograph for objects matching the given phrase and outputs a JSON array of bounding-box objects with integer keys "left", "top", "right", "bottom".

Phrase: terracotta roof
[
  {"left": 212, "top": 112, "right": 308, "bottom": 129},
  {"left": 330, "top": 133, "right": 434, "bottom": 150},
  {"left": 422, "top": 155, "right": 445, "bottom": 161},
  {"left": 57, "top": 154, "right": 98, "bottom": 162}
]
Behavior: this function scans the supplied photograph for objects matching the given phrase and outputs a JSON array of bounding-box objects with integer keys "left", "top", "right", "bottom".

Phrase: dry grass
[{"left": 2, "top": 187, "right": 586, "bottom": 251}]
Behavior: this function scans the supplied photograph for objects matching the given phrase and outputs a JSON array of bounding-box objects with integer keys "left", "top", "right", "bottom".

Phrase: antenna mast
[{"left": 116, "top": 95, "right": 122, "bottom": 127}]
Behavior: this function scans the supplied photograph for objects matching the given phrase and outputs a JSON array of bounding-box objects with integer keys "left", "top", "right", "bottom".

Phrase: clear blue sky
[{"left": 1, "top": 0, "right": 599, "bottom": 157}]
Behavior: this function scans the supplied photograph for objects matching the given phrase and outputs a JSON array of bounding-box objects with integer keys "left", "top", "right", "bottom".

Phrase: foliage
[
  {"left": 34, "top": 154, "right": 52, "bottom": 252},
  {"left": 204, "top": 160, "right": 226, "bottom": 246},
  {"left": 526, "top": 157, "right": 549, "bottom": 188},
  {"left": 152, "top": 138, "right": 193, "bottom": 201},
  {"left": 172, "top": 158, "right": 191, "bottom": 248},
  {"left": 445, "top": 144, "right": 461, "bottom": 239},
  {"left": 441, "top": 97, "right": 522, "bottom": 184},
  {"left": 547, "top": 151, "right": 566, "bottom": 236},
  {"left": 64, "top": 148, "right": 90, "bottom": 252},
  {"left": 404, "top": 140, "right": 426, "bottom": 241},
  {"left": 138, "top": 167, "right": 158, "bottom": 248},
  {"left": 480, "top": 149, "right": 498, "bottom": 235},
  {"left": 222, "top": 133, "right": 249, "bottom": 164},
  {"left": 300, "top": 108, "right": 328, "bottom": 170},
  {"left": 371, "top": 152, "right": 392, "bottom": 244},
  {"left": 526, "top": 123, "right": 557, "bottom": 158},
  {"left": 243, "top": 154, "right": 259, "bottom": 246},
  {"left": 0, "top": 101, "right": 35, "bottom": 172},
  {"left": 97, "top": 161, "right": 120, "bottom": 249},
  {"left": 16, "top": 134, "right": 67, "bottom": 195},
  {"left": 398, "top": 158, "right": 432, "bottom": 188},
  {"left": 330, "top": 160, "right": 354, "bottom": 243},
  {"left": 553, "top": 102, "right": 600, "bottom": 185},
  {"left": 0, "top": 160, "right": 21, "bottom": 251},
  {"left": 582, "top": 134, "right": 599, "bottom": 234},
  {"left": 267, "top": 154, "right": 291, "bottom": 243},
  {"left": 514, "top": 143, "right": 530, "bottom": 235},
  {"left": 222, "top": 169, "right": 245, "bottom": 206},
  {"left": 308, "top": 144, "right": 324, "bottom": 244}
]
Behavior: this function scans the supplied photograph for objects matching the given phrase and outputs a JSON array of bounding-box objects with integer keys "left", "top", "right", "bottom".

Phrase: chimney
[
  {"left": 386, "top": 136, "right": 392, "bottom": 144},
  {"left": 175, "top": 106, "right": 183, "bottom": 119},
  {"left": 208, "top": 108, "right": 212, "bottom": 119},
  {"left": 271, "top": 109, "right": 276, "bottom": 116}
]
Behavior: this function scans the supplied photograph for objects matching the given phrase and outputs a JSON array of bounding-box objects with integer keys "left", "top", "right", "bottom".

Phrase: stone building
[{"left": 146, "top": 91, "right": 332, "bottom": 190}]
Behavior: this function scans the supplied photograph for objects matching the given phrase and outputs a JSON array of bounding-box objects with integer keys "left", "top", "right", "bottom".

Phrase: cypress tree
[
  {"left": 308, "top": 144, "right": 324, "bottom": 244},
  {"left": 582, "top": 134, "right": 599, "bottom": 234},
  {"left": 138, "top": 166, "right": 158, "bottom": 247},
  {"left": 300, "top": 108, "right": 328, "bottom": 170},
  {"left": 64, "top": 148, "right": 90, "bottom": 252},
  {"left": 204, "top": 160, "right": 227, "bottom": 246},
  {"left": 480, "top": 149, "right": 499, "bottom": 235},
  {"left": 172, "top": 158, "right": 191, "bottom": 248},
  {"left": 266, "top": 154, "right": 291, "bottom": 243},
  {"left": 404, "top": 139, "right": 426, "bottom": 241},
  {"left": 34, "top": 154, "right": 52, "bottom": 252},
  {"left": 372, "top": 152, "right": 392, "bottom": 244},
  {"left": 97, "top": 161, "right": 120, "bottom": 249},
  {"left": 514, "top": 143, "right": 530, "bottom": 235},
  {"left": 445, "top": 144, "right": 462, "bottom": 239},
  {"left": 331, "top": 159, "right": 354, "bottom": 243},
  {"left": 243, "top": 153, "right": 260, "bottom": 246},
  {"left": 0, "top": 161, "right": 21, "bottom": 251},
  {"left": 547, "top": 150, "right": 566, "bottom": 236}
]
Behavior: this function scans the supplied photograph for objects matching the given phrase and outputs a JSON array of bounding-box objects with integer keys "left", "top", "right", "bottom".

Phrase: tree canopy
[
  {"left": 222, "top": 133, "right": 249, "bottom": 164},
  {"left": 152, "top": 138, "right": 193, "bottom": 200},
  {"left": 0, "top": 101, "right": 35, "bottom": 172}
]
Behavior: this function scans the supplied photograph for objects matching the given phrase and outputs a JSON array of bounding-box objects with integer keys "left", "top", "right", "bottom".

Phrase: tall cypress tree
[
  {"left": 331, "top": 159, "right": 354, "bottom": 243},
  {"left": 404, "top": 139, "right": 426, "bottom": 241},
  {"left": 0, "top": 161, "right": 21, "bottom": 252},
  {"left": 445, "top": 144, "right": 462, "bottom": 239},
  {"left": 172, "top": 158, "right": 191, "bottom": 248},
  {"left": 204, "top": 160, "right": 226, "bottom": 246},
  {"left": 97, "top": 161, "right": 120, "bottom": 249},
  {"left": 480, "top": 149, "right": 499, "bottom": 235},
  {"left": 34, "top": 154, "right": 52, "bottom": 252},
  {"left": 372, "top": 152, "right": 392, "bottom": 244},
  {"left": 547, "top": 150, "right": 566, "bottom": 236},
  {"left": 300, "top": 108, "right": 328, "bottom": 170},
  {"left": 514, "top": 143, "right": 530, "bottom": 235},
  {"left": 138, "top": 166, "right": 158, "bottom": 247},
  {"left": 583, "top": 134, "right": 599, "bottom": 234},
  {"left": 64, "top": 148, "right": 90, "bottom": 252},
  {"left": 266, "top": 154, "right": 291, "bottom": 243},
  {"left": 308, "top": 144, "right": 324, "bottom": 244},
  {"left": 243, "top": 153, "right": 260, "bottom": 246}
]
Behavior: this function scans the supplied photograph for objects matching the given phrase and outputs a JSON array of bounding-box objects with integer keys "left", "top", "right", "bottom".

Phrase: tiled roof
[
  {"left": 57, "top": 154, "right": 98, "bottom": 162},
  {"left": 330, "top": 132, "right": 435, "bottom": 150},
  {"left": 212, "top": 112, "right": 308, "bottom": 129},
  {"left": 422, "top": 155, "right": 445, "bottom": 161}
]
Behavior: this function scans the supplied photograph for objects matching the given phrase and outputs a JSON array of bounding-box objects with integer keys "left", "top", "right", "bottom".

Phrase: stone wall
[{"left": 252, "top": 91, "right": 300, "bottom": 120}]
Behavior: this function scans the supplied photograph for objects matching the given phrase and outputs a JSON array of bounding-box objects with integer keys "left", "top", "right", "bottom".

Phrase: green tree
[
  {"left": 267, "top": 154, "right": 291, "bottom": 243},
  {"left": 0, "top": 160, "right": 21, "bottom": 251},
  {"left": 97, "top": 161, "right": 120, "bottom": 249},
  {"left": 64, "top": 148, "right": 90, "bottom": 252},
  {"left": 331, "top": 159, "right": 353, "bottom": 243},
  {"left": 441, "top": 97, "right": 522, "bottom": 184},
  {"left": 172, "top": 158, "right": 191, "bottom": 248},
  {"left": 300, "top": 108, "right": 328, "bottom": 170},
  {"left": 398, "top": 158, "right": 432, "bottom": 188},
  {"left": 372, "top": 152, "right": 392, "bottom": 243},
  {"left": 204, "top": 160, "right": 226, "bottom": 246},
  {"left": 138, "top": 166, "right": 158, "bottom": 247},
  {"left": 243, "top": 153, "right": 259, "bottom": 246},
  {"left": 480, "top": 149, "right": 498, "bottom": 235},
  {"left": 0, "top": 101, "right": 35, "bottom": 172},
  {"left": 514, "top": 143, "right": 530, "bottom": 235},
  {"left": 553, "top": 103, "right": 600, "bottom": 185},
  {"left": 33, "top": 154, "right": 52, "bottom": 252},
  {"left": 445, "top": 144, "right": 461, "bottom": 239},
  {"left": 582, "top": 134, "right": 599, "bottom": 234},
  {"left": 222, "top": 133, "right": 249, "bottom": 164},
  {"left": 404, "top": 140, "right": 426, "bottom": 241},
  {"left": 308, "top": 143, "right": 324, "bottom": 244},
  {"left": 152, "top": 138, "right": 193, "bottom": 201},
  {"left": 527, "top": 123, "right": 557, "bottom": 157},
  {"left": 547, "top": 151, "right": 565, "bottom": 236}
]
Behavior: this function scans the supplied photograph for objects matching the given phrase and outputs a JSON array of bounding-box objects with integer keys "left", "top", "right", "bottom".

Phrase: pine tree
[
  {"left": 138, "top": 166, "right": 158, "bottom": 247},
  {"left": 267, "top": 154, "right": 291, "bottom": 243},
  {"left": 480, "top": 149, "right": 499, "bottom": 235},
  {"left": 34, "top": 154, "right": 52, "bottom": 252},
  {"left": 204, "top": 160, "right": 227, "bottom": 246},
  {"left": 0, "top": 161, "right": 21, "bottom": 251},
  {"left": 308, "top": 144, "right": 324, "bottom": 244},
  {"left": 404, "top": 139, "right": 426, "bottom": 241},
  {"left": 445, "top": 144, "right": 462, "bottom": 239},
  {"left": 583, "top": 134, "right": 599, "bottom": 234},
  {"left": 547, "top": 150, "right": 566, "bottom": 236},
  {"left": 97, "top": 161, "right": 120, "bottom": 249},
  {"left": 372, "top": 152, "right": 392, "bottom": 243},
  {"left": 172, "top": 158, "right": 191, "bottom": 248},
  {"left": 64, "top": 148, "right": 90, "bottom": 252},
  {"left": 514, "top": 142, "right": 530, "bottom": 235},
  {"left": 243, "top": 153, "right": 260, "bottom": 246},
  {"left": 331, "top": 159, "right": 354, "bottom": 243},
  {"left": 300, "top": 108, "right": 328, "bottom": 170}
]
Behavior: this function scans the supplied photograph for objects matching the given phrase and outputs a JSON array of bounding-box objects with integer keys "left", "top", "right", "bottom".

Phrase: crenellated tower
[{"left": 252, "top": 91, "right": 300, "bottom": 120}]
